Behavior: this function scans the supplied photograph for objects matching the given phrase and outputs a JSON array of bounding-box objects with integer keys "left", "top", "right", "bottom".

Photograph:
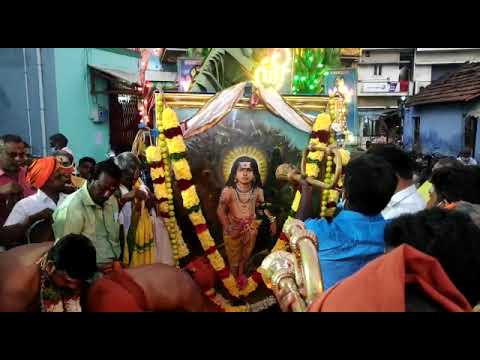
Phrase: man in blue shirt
[{"left": 297, "top": 154, "right": 397, "bottom": 290}]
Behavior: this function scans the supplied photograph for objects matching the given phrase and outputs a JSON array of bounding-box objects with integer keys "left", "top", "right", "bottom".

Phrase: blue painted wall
[
  {"left": 0, "top": 48, "right": 59, "bottom": 155},
  {"left": 54, "top": 48, "right": 139, "bottom": 162},
  {"left": 0, "top": 48, "right": 140, "bottom": 161},
  {"left": 404, "top": 103, "right": 467, "bottom": 157}
]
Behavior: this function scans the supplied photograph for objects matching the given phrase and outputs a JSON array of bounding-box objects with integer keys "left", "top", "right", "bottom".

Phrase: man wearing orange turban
[
  {"left": 1, "top": 157, "right": 73, "bottom": 248},
  {"left": 26, "top": 157, "right": 58, "bottom": 190}
]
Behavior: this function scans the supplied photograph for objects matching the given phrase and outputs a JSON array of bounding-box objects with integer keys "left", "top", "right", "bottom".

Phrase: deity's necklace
[{"left": 235, "top": 186, "right": 254, "bottom": 206}]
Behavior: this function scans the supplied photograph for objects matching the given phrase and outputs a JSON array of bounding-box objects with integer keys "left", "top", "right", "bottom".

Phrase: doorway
[{"left": 464, "top": 116, "right": 478, "bottom": 155}]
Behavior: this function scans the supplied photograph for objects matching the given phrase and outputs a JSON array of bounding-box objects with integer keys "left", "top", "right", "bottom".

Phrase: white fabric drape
[
  {"left": 183, "top": 82, "right": 247, "bottom": 139},
  {"left": 182, "top": 82, "right": 316, "bottom": 138},
  {"left": 256, "top": 86, "right": 313, "bottom": 133}
]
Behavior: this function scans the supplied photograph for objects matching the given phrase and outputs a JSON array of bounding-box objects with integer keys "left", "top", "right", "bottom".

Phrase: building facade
[
  {"left": 404, "top": 62, "right": 480, "bottom": 160},
  {"left": 356, "top": 48, "right": 414, "bottom": 144},
  {"left": 0, "top": 48, "right": 140, "bottom": 161},
  {"left": 413, "top": 48, "right": 480, "bottom": 94}
]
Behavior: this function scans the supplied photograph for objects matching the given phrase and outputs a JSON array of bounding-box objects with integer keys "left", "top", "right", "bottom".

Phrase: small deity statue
[{"left": 217, "top": 156, "right": 276, "bottom": 289}]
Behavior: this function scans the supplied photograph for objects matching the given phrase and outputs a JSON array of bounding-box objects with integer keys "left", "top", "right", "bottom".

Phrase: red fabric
[
  {"left": 308, "top": 244, "right": 472, "bottom": 312},
  {"left": 26, "top": 157, "right": 57, "bottom": 189},
  {"left": 86, "top": 267, "right": 148, "bottom": 312}
]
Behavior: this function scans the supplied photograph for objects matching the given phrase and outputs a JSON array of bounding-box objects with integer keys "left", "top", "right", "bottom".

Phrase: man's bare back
[
  {"left": 86, "top": 263, "right": 220, "bottom": 312},
  {"left": 124, "top": 264, "right": 220, "bottom": 312},
  {"left": 0, "top": 243, "right": 219, "bottom": 312},
  {"left": 0, "top": 242, "right": 53, "bottom": 312}
]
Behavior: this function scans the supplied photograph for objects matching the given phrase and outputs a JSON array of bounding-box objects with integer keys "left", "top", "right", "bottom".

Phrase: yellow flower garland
[
  {"left": 145, "top": 94, "right": 190, "bottom": 267},
  {"left": 189, "top": 210, "right": 207, "bottom": 226},
  {"left": 181, "top": 186, "right": 201, "bottom": 209},
  {"left": 166, "top": 135, "right": 187, "bottom": 154},
  {"left": 172, "top": 158, "right": 192, "bottom": 180},
  {"left": 161, "top": 107, "right": 181, "bottom": 131}
]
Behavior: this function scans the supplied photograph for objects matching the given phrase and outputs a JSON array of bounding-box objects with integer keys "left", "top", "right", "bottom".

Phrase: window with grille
[
  {"left": 374, "top": 65, "right": 383, "bottom": 76},
  {"left": 109, "top": 93, "right": 141, "bottom": 153}
]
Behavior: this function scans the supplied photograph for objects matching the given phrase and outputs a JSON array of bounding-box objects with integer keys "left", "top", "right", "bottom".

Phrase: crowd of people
[
  {"left": 277, "top": 143, "right": 480, "bottom": 312},
  {"left": 1, "top": 130, "right": 480, "bottom": 313},
  {"left": 0, "top": 133, "right": 217, "bottom": 312}
]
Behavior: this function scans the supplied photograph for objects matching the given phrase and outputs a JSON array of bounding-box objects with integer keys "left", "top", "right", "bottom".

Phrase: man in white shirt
[
  {"left": 368, "top": 144, "right": 426, "bottom": 220},
  {"left": 1, "top": 156, "right": 73, "bottom": 248},
  {"left": 457, "top": 149, "right": 478, "bottom": 166}
]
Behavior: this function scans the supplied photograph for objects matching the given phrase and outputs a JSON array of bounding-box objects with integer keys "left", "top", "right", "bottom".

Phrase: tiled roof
[{"left": 406, "top": 62, "right": 480, "bottom": 106}]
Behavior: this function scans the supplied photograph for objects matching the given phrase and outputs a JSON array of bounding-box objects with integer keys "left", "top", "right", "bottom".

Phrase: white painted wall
[
  {"left": 360, "top": 51, "right": 400, "bottom": 63},
  {"left": 358, "top": 51, "right": 401, "bottom": 81},
  {"left": 358, "top": 97, "right": 398, "bottom": 108},
  {"left": 415, "top": 50, "right": 480, "bottom": 65},
  {"left": 413, "top": 64, "right": 432, "bottom": 82}
]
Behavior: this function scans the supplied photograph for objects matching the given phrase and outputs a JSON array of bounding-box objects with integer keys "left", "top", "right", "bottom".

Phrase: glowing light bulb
[{"left": 254, "top": 48, "right": 291, "bottom": 90}]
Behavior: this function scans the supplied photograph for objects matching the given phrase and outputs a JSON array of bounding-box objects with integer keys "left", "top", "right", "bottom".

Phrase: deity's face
[{"left": 236, "top": 162, "right": 254, "bottom": 185}]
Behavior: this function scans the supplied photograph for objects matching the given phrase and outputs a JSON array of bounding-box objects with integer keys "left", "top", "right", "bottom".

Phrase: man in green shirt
[{"left": 53, "top": 159, "right": 122, "bottom": 270}]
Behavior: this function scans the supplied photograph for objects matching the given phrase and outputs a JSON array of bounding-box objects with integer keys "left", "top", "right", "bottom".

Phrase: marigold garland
[
  {"left": 289, "top": 110, "right": 350, "bottom": 219},
  {"left": 145, "top": 95, "right": 190, "bottom": 267}
]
